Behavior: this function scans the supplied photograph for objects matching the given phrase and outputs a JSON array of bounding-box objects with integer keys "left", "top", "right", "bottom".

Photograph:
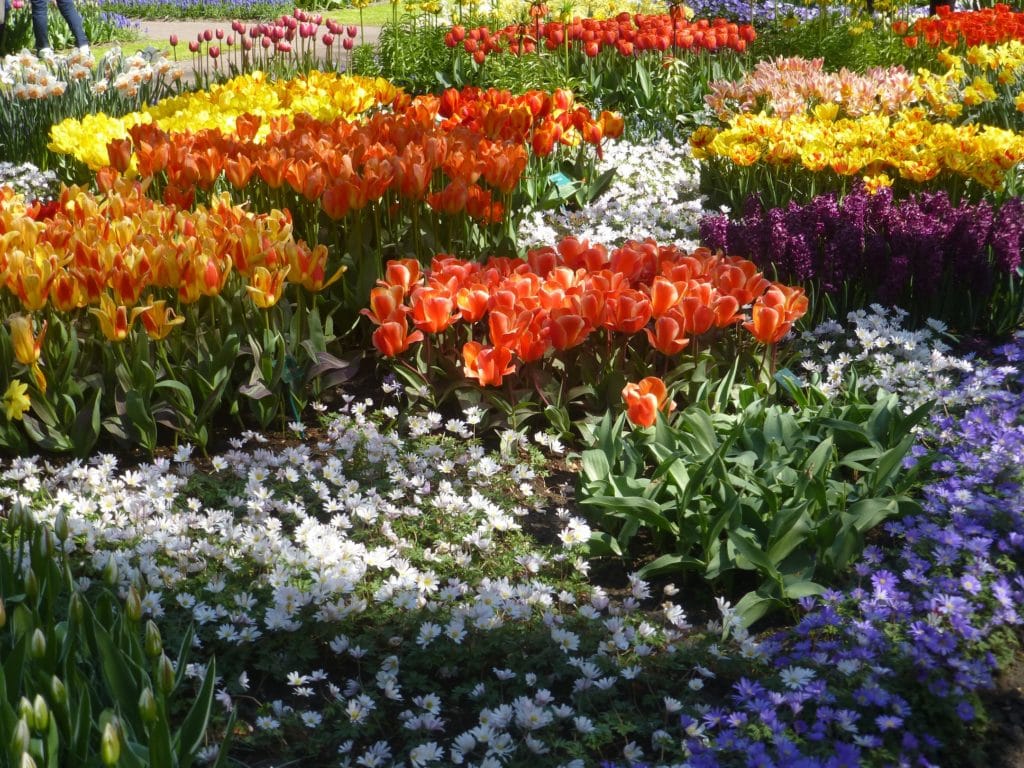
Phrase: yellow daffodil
[{"left": 2, "top": 380, "right": 31, "bottom": 422}]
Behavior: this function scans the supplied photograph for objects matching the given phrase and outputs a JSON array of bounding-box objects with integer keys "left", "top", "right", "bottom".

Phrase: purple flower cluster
[
  {"left": 605, "top": 333, "right": 1024, "bottom": 767},
  {"left": 699, "top": 186, "right": 1024, "bottom": 322}
]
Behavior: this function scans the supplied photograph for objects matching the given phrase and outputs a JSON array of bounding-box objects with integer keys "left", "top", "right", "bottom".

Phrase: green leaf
[
  {"left": 803, "top": 435, "right": 834, "bottom": 480},
  {"left": 782, "top": 579, "right": 826, "bottom": 599},
  {"left": 844, "top": 498, "right": 897, "bottom": 533},
  {"left": 733, "top": 589, "right": 780, "bottom": 627},
  {"left": 637, "top": 553, "right": 704, "bottom": 579},
  {"left": 175, "top": 658, "right": 217, "bottom": 768},
  {"left": 580, "top": 495, "right": 679, "bottom": 537},
  {"left": 728, "top": 528, "right": 777, "bottom": 578},
  {"left": 869, "top": 434, "right": 915, "bottom": 494},
  {"left": 584, "top": 531, "right": 623, "bottom": 557},
  {"left": 93, "top": 622, "right": 145, "bottom": 736},
  {"left": 581, "top": 449, "right": 611, "bottom": 485}
]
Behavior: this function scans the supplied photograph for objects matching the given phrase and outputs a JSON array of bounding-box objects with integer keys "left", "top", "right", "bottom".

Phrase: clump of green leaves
[{"left": 577, "top": 373, "right": 934, "bottom": 625}]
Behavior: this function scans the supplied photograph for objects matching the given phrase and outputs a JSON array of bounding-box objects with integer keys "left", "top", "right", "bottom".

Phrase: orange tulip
[
  {"left": 645, "top": 311, "right": 690, "bottom": 355},
  {"left": 456, "top": 283, "right": 491, "bottom": 323},
  {"left": 384, "top": 258, "right": 422, "bottom": 293},
  {"left": 463, "top": 341, "right": 515, "bottom": 387},
  {"left": 373, "top": 320, "right": 423, "bottom": 357},
  {"left": 247, "top": 265, "right": 291, "bottom": 309},
  {"left": 547, "top": 310, "right": 590, "bottom": 350},
  {"left": 9, "top": 314, "right": 45, "bottom": 366},
  {"left": 622, "top": 376, "right": 674, "bottom": 428},
  {"left": 744, "top": 302, "right": 789, "bottom": 344},
  {"left": 410, "top": 286, "right": 458, "bottom": 333},
  {"left": 138, "top": 295, "right": 186, "bottom": 341},
  {"left": 362, "top": 284, "right": 408, "bottom": 325},
  {"left": 90, "top": 294, "right": 148, "bottom": 342}
]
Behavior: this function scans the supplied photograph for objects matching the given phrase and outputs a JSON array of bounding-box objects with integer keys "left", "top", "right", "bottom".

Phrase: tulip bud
[
  {"left": 18, "top": 698, "right": 33, "bottom": 726},
  {"left": 32, "top": 696, "right": 48, "bottom": 732},
  {"left": 29, "top": 629, "right": 46, "bottom": 660},
  {"left": 69, "top": 591, "right": 84, "bottom": 624},
  {"left": 157, "top": 654, "right": 175, "bottom": 695},
  {"left": 125, "top": 586, "right": 142, "bottom": 623},
  {"left": 322, "top": 33, "right": 333, "bottom": 46},
  {"left": 102, "top": 554, "right": 118, "bottom": 586},
  {"left": 188, "top": 40, "right": 200, "bottom": 53},
  {"left": 215, "top": 28, "right": 224, "bottom": 39},
  {"left": 169, "top": 34, "right": 178, "bottom": 46},
  {"left": 342, "top": 37, "right": 353, "bottom": 50},
  {"left": 50, "top": 676, "right": 67, "bottom": 706},
  {"left": 209, "top": 45, "right": 220, "bottom": 59},
  {"left": 226, "top": 33, "right": 234, "bottom": 45},
  {"left": 202, "top": 28, "right": 213, "bottom": 41},
  {"left": 54, "top": 512, "right": 69, "bottom": 542},
  {"left": 23, "top": 569, "right": 38, "bottom": 602},
  {"left": 144, "top": 621, "right": 162, "bottom": 658},
  {"left": 100, "top": 722, "right": 120, "bottom": 766},
  {"left": 19, "top": 752, "right": 37, "bottom": 768},
  {"left": 10, "top": 717, "right": 29, "bottom": 757},
  {"left": 138, "top": 687, "right": 157, "bottom": 724}
]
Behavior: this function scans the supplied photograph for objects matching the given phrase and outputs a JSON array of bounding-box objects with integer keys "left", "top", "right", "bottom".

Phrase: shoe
[
  {"left": 77, "top": 44, "right": 90, "bottom": 56},
  {"left": 38, "top": 47, "right": 55, "bottom": 60}
]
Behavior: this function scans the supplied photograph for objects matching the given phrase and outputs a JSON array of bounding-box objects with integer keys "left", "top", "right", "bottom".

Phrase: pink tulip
[
  {"left": 346, "top": 25, "right": 357, "bottom": 38},
  {"left": 209, "top": 45, "right": 220, "bottom": 58},
  {"left": 188, "top": 40, "right": 200, "bottom": 52},
  {"left": 202, "top": 29, "right": 212, "bottom": 42},
  {"left": 215, "top": 28, "right": 224, "bottom": 39},
  {"left": 169, "top": 34, "right": 179, "bottom": 46},
  {"left": 261, "top": 35, "right": 272, "bottom": 48},
  {"left": 342, "top": 37, "right": 353, "bottom": 49},
  {"left": 243, "top": 38, "right": 253, "bottom": 50},
  {"left": 226, "top": 34, "right": 234, "bottom": 45},
  {"left": 322, "top": 33, "right": 334, "bottom": 46},
  {"left": 276, "top": 41, "right": 292, "bottom": 52}
]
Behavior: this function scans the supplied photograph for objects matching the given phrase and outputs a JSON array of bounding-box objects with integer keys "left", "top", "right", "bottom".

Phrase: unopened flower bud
[
  {"left": 125, "top": 586, "right": 142, "bottom": 623},
  {"left": 32, "top": 696, "right": 48, "bottom": 732},
  {"left": 144, "top": 621, "right": 162, "bottom": 658},
  {"left": 29, "top": 629, "right": 46, "bottom": 660},
  {"left": 19, "top": 751, "right": 37, "bottom": 768},
  {"left": 17, "top": 698, "right": 33, "bottom": 725},
  {"left": 24, "top": 569, "right": 38, "bottom": 602},
  {"left": 69, "top": 592, "right": 84, "bottom": 624},
  {"left": 54, "top": 512, "right": 69, "bottom": 541},
  {"left": 157, "top": 654, "right": 175, "bottom": 695},
  {"left": 10, "top": 717, "right": 29, "bottom": 757},
  {"left": 102, "top": 554, "right": 118, "bottom": 586},
  {"left": 138, "top": 687, "right": 157, "bottom": 723},
  {"left": 50, "top": 676, "right": 66, "bottom": 706},
  {"left": 100, "top": 722, "right": 120, "bottom": 766}
]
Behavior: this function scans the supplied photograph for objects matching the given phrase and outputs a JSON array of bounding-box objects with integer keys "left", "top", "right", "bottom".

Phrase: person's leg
[
  {"left": 29, "top": 0, "right": 49, "bottom": 51},
  {"left": 54, "top": 0, "right": 87, "bottom": 47}
]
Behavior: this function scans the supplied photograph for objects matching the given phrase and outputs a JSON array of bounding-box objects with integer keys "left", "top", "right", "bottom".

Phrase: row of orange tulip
[
  {"left": 363, "top": 238, "right": 808, "bottom": 387},
  {"left": 0, "top": 180, "right": 337, "bottom": 339},
  {"left": 102, "top": 87, "right": 623, "bottom": 228}
]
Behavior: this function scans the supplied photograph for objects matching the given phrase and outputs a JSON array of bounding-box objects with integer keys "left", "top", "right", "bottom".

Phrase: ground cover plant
[{"left": 0, "top": 0, "right": 1023, "bottom": 765}]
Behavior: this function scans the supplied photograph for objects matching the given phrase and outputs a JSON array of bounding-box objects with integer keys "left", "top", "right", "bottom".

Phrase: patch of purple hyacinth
[
  {"left": 604, "top": 332, "right": 1024, "bottom": 768},
  {"left": 699, "top": 185, "right": 1024, "bottom": 325}
]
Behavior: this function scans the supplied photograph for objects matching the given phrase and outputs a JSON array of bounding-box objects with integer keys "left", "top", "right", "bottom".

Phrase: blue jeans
[{"left": 1, "top": 0, "right": 88, "bottom": 50}]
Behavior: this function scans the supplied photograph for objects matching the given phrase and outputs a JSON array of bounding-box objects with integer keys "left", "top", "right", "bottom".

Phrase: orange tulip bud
[
  {"left": 622, "top": 376, "right": 674, "bottom": 428},
  {"left": 9, "top": 314, "right": 45, "bottom": 366}
]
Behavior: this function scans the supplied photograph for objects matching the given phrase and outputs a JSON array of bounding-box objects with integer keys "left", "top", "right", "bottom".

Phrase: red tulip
[{"left": 622, "top": 376, "right": 674, "bottom": 428}]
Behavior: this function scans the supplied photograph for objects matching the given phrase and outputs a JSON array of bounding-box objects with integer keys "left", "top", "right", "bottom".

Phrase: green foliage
[
  {"left": 749, "top": 11, "right": 926, "bottom": 71},
  {"left": 577, "top": 375, "right": 934, "bottom": 626},
  {"left": 0, "top": 504, "right": 227, "bottom": 768}
]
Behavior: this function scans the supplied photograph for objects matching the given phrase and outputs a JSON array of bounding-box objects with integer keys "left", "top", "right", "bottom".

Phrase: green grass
[{"left": 325, "top": 3, "right": 417, "bottom": 25}]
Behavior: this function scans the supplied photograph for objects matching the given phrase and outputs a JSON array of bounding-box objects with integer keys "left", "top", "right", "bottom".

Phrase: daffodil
[{"left": 2, "top": 380, "right": 31, "bottom": 421}]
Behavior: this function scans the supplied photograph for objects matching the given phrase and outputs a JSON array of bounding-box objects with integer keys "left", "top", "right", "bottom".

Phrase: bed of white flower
[{"left": 4, "top": 308, "right": 1023, "bottom": 768}]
